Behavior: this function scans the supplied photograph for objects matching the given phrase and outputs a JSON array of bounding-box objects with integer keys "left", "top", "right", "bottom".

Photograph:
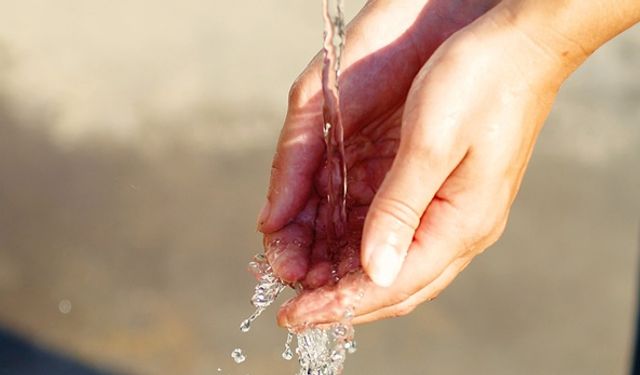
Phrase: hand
[
  {"left": 257, "top": 0, "right": 640, "bottom": 328},
  {"left": 257, "top": 0, "right": 499, "bottom": 282}
]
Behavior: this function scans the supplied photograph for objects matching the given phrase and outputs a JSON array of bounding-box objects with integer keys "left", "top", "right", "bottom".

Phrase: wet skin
[
  {"left": 261, "top": 0, "right": 504, "bottom": 325},
  {"left": 257, "top": 0, "right": 640, "bottom": 328}
]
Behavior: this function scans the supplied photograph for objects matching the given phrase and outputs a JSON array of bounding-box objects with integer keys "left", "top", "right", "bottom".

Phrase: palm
[
  {"left": 263, "top": 86, "right": 405, "bottom": 288},
  {"left": 308, "top": 106, "right": 404, "bottom": 288},
  {"left": 260, "top": 0, "right": 499, "bottom": 289}
]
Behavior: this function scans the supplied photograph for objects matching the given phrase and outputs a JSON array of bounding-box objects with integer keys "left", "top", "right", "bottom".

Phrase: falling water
[
  {"left": 238, "top": 254, "right": 358, "bottom": 374},
  {"left": 237, "top": 1, "right": 358, "bottom": 374},
  {"left": 239, "top": 254, "right": 287, "bottom": 334},
  {"left": 321, "top": 0, "right": 348, "bottom": 249},
  {"left": 231, "top": 348, "right": 246, "bottom": 364}
]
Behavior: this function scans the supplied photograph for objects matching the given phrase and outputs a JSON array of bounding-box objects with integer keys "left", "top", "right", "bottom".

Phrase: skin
[{"left": 257, "top": 0, "right": 640, "bottom": 328}]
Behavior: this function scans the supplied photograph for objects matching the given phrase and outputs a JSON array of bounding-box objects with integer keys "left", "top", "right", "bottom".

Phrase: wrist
[
  {"left": 499, "top": 0, "right": 640, "bottom": 77},
  {"left": 452, "top": 4, "right": 576, "bottom": 93}
]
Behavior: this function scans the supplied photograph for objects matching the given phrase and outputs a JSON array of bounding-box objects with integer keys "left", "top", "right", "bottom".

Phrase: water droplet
[
  {"left": 282, "top": 331, "right": 294, "bottom": 360},
  {"left": 330, "top": 350, "right": 344, "bottom": 362},
  {"left": 343, "top": 308, "right": 354, "bottom": 320},
  {"left": 268, "top": 238, "right": 282, "bottom": 247},
  {"left": 240, "top": 319, "right": 251, "bottom": 333},
  {"left": 58, "top": 299, "right": 72, "bottom": 314},
  {"left": 248, "top": 262, "right": 261, "bottom": 277},
  {"left": 344, "top": 340, "right": 357, "bottom": 354},
  {"left": 282, "top": 347, "right": 294, "bottom": 361},
  {"left": 231, "top": 348, "right": 246, "bottom": 364},
  {"left": 333, "top": 325, "right": 347, "bottom": 338},
  {"left": 330, "top": 267, "right": 340, "bottom": 283}
]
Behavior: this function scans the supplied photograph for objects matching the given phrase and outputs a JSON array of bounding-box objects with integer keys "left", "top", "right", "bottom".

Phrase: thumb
[{"left": 361, "top": 138, "right": 462, "bottom": 287}]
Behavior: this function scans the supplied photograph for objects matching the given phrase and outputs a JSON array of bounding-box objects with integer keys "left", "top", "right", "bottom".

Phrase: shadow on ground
[{"left": 0, "top": 327, "right": 117, "bottom": 375}]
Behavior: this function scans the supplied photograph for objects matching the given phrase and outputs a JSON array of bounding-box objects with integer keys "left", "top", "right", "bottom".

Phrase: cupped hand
[{"left": 258, "top": 0, "right": 573, "bottom": 328}]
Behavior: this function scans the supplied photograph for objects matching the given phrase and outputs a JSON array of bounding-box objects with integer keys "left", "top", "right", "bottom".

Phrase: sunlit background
[{"left": 0, "top": 1, "right": 638, "bottom": 374}]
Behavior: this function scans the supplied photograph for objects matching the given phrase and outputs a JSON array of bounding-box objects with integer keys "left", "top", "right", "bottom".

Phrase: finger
[
  {"left": 360, "top": 44, "right": 485, "bottom": 287},
  {"left": 258, "top": 65, "right": 326, "bottom": 234},
  {"left": 351, "top": 256, "right": 471, "bottom": 324},
  {"left": 264, "top": 196, "right": 319, "bottom": 283},
  {"left": 302, "top": 238, "right": 332, "bottom": 289},
  {"left": 277, "top": 207, "right": 463, "bottom": 327},
  {"left": 302, "top": 204, "right": 367, "bottom": 290},
  {"left": 258, "top": 0, "right": 442, "bottom": 234},
  {"left": 302, "top": 261, "right": 333, "bottom": 290},
  {"left": 361, "top": 119, "right": 467, "bottom": 287}
]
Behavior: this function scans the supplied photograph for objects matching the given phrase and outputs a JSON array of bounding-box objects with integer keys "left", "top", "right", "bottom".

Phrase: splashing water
[
  {"left": 239, "top": 253, "right": 360, "bottom": 374},
  {"left": 283, "top": 331, "right": 295, "bottom": 360},
  {"left": 231, "top": 348, "right": 246, "bottom": 364},
  {"left": 237, "top": 1, "right": 361, "bottom": 374},
  {"left": 294, "top": 324, "right": 354, "bottom": 375},
  {"left": 239, "top": 254, "right": 287, "bottom": 334}
]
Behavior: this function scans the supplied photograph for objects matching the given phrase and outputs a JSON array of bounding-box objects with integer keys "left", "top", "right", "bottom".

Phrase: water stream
[
  {"left": 321, "top": 0, "right": 348, "bottom": 248},
  {"left": 237, "top": 1, "right": 356, "bottom": 374}
]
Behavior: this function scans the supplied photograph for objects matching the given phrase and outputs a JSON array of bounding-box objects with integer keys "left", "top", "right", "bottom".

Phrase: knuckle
[
  {"left": 287, "top": 81, "right": 301, "bottom": 106},
  {"left": 402, "top": 129, "right": 452, "bottom": 162},
  {"left": 484, "top": 212, "right": 508, "bottom": 244},
  {"left": 287, "top": 79, "right": 310, "bottom": 110},
  {"left": 399, "top": 129, "right": 464, "bottom": 175},
  {"left": 427, "top": 290, "right": 442, "bottom": 302},
  {"left": 491, "top": 216, "right": 508, "bottom": 241},
  {"left": 466, "top": 213, "right": 508, "bottom": 254}
]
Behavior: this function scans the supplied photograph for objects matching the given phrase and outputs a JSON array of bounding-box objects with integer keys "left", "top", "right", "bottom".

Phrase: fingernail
[
  {"left": 368, "top": 243, "right": 403, "bottom": 287},
  {"left": 257, "top": 200, "right": 271, "bottom": 229}
]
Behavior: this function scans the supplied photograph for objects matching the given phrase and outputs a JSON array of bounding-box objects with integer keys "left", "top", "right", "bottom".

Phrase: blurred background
[{"left": 0, "top": 1, "right": 638, "bottom": 374}]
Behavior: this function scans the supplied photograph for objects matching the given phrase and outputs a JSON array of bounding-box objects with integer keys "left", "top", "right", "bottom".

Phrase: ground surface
[{"left": 0, "top": 1, "right": 638, "bottom": 374}]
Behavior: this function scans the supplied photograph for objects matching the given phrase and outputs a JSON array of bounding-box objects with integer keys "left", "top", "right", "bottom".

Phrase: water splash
[
  {"left": 231, "top": 348, "right": 246, "bottom": 364},
  {"left": 291, "top": 2, "right": 359, "bottom": 373},
  {"left": 239, "top": 254, "right": 287, "bottom": 333},
  {"left": 280, "top": 331, "right": 294, "bottom": 360},
  {"left": 238, "top": 1, "right": 361, "bottom": 374},
  {"left": 239, "top": 254, "right": 359, "bottom": 374},
  {"left": 294, "top": 323, "right": 354, "bottom": 375}
]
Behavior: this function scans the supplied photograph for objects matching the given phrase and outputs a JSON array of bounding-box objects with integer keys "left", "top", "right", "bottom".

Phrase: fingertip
[
  {"left": 258, "top": 186, "right": 317, "bottom": 234},
  {"left": 258, "top": 204, "right": 287, "bottom": 234},
  {"left": 361, "top": 221, "right": 410, "bottom": 288},
  {"left": 264, "top": 223, "right": 312, "bottom": 283},
  {"left": 269, "top": 249, "right": 309, "bottom": 284},
  {"left": 260, "top": 111, "right": 325, "bottom": 233},
  {"left": 360, "top": 197, "right": 420, "bottom": 287},
  {"left": 365, "top": 243, "right": 404, "bottom": 287},
  {"left": 277, "top": 299, "right": 294, "bottom": 328},
  {"left": 256, "top": 200, "right": 271, "bottom": 231}
]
